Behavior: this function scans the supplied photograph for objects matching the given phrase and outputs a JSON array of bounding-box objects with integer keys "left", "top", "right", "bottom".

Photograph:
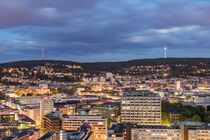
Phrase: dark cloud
[{"left": 0, "top": 0, "right": 210, "bottom": 62}]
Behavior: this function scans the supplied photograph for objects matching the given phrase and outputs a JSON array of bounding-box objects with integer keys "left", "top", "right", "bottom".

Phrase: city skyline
[{"left": 0, "top": 0, "right": 210, "bottom": 62}]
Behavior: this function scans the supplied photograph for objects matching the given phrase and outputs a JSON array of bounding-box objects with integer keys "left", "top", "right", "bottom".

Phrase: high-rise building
[
  {"left": 62, "top": 115, "right": 107, "bottom": 140},
  {"left": 40, "top": 97, "right": 54, "bottom": 122},
  {"left": 121, "top": 91, "right": 161, "bottom": 125},
  {"left": 41, "top": 111, "right": 62, "bottom": 134}
]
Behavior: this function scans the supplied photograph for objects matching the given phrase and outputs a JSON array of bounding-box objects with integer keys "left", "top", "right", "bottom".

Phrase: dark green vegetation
[
  {"left": 162, "top": 101, "right": 210, "bottom": 124},
  {"left": 0, "top": 58, "right": 209, "bottom": 84},
  {"left": 0, "top": 92, "right": 10, "bottom": 100},
  {"left": 0, "top": 58, "right": 210, "bottom": 73}
]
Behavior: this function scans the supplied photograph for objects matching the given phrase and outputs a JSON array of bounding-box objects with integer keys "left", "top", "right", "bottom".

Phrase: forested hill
[{"left": 0, "top": 58, "right": 210, "bottom": 72}]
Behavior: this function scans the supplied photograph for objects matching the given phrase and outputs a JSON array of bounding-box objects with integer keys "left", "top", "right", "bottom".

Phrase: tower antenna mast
[
  {"left": 164, "top": 42, "right": 167, "bottom": 59},
  {"left": 42, "top": 47, "right": 44, "bottom": 60}
]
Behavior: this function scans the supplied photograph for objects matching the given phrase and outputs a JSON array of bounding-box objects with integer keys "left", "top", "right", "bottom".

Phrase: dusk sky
[{"left": 0, "top": 0, "right": 210, "bottom": 62}]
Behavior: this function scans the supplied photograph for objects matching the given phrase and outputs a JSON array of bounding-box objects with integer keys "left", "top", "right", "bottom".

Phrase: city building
[
  {"left": 18, "top": 114, "right": 36, "bottom": 129},
  {"left": 41, "top": 111, "right": 62, "bottom": 134},
  {"left": 121, "top": 91, "right": 161, "bottom": 125},
  {"left": 191, "top": 94, "right": 210, "bottom": 106},
  {"left": 3, "top": 129, "right": 40, "bottom": 140},
  {"left": 39, "top": 129, "right": 94, "bottom": 140},
  {"left": 165, "top": 108, "right": 180, "bottom": 122},
  {"left": 107, "top": 122, "right": 125, "bottom": 140},
  {"left": 130, "top": 125, "right": 181, "bottom": 140},
  {"left": 179, "top": 121, "right": 209, "bottom": 140},
  {"left": 19, "top": 96, "right": 43, "bottom": 105},
  {"left": 20, "top": 106, "right": 41, "bottom": 125},
  {"left": 188, "top": 127, "right": 210, "bottom": 140},
  {"left": 57, "top": 105, "right": 76, "bottom": 115},
  {"left": 89, "top": 103, "right": 120, "bottom": 122},
  {"left": 62, "top": 115, "right": 107, "bottom": 140},
  {"left": 40, "top": 97, "right": 54, "bottom": 122}
]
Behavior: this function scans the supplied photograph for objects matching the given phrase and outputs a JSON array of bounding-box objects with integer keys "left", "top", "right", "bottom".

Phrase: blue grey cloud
[{"left": 0, "top": 0, "right": 210, "bottom": 62}]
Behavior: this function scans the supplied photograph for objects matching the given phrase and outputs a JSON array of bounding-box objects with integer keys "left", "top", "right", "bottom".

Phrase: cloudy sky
[{"left": 0, "top": 0, "right": 210, "bottom": 62}]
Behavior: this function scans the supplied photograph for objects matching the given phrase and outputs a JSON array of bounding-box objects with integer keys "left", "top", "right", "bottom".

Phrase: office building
[
  {"left": 40, "top": 97, "right": 54, "bottom": 122},
  {"left": 121, "top": 91, "right": 161, "bottom": 125},
  {"left": 41, "top": 112, "right": 62, "bottom": 134}
]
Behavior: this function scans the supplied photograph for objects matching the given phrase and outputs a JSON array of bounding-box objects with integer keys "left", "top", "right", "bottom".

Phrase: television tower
[
  {"left": 164, "top": 43, "right": 167, "bottom": 59},
  {"left": 42, "top": 47, "right": 44, "bottom": 60}
]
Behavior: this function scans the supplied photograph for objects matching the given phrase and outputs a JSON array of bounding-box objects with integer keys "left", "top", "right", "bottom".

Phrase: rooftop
[
  {"left": 134, "top": 125, "right": 180, "bottom": 129},
  {"left": 122, "top": 91, "right": 159, "bottom": 97},
  {"left": 38, "top": 131, "right": 56, "bottom": 140},
  {"left": 179, "top": 121, "right": 207, "bottom": 126}
]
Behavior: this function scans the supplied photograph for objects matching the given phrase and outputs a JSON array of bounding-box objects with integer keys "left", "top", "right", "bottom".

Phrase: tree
[
  {"left": 161, "top": 112, "right": 170, "bottom": 125},
  {"left": 0, "top": 92, "right": 7, "bottom": 100},
  {"left": 205, "top": 116, "right": 210, "bottom": 123},
  {"left": 107, "top": 118, "right": 112, "bottom": 129},
  {"left": 192, "top": 115, "right": 201, "bottom": 122},
  {"left": 179, "top": 110, "right": 192, "bottom": 121},
  {"left": 207, "top": 106, "right": 210, "bottom": 112},
  {"left": 26, "top": 93, "right": 33, "bottom": 96},
  {"left": 196, "top": 106, "right": 206, "bottom": 120}
]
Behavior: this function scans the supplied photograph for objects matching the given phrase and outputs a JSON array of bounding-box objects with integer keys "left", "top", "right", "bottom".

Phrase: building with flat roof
[
  {"left": 127, "top": 121, "right": 210, "bottom": 140},
  {"left": 41, "top": 113, "right": 62, "bottom": 135},
  {"left": 131, "top": 125, "right": 181, "bottom": 140},
  {"left": 62, "top": 115, "right": 107, "bottom": 140},
  {"left": 19, "top": 96, "right": 43, "bottom": 105},
  {"left": 188, "top": 127, "right": 210, "bottom": 140},
  {"left": 107, "top": 122, "right": 125, "bottom": 140},
  {"left": 121, "top": 91, "right": 161, "bottom": 125},
  {"left": 40, "top": 97, "right": 54, "bottom": 122}
]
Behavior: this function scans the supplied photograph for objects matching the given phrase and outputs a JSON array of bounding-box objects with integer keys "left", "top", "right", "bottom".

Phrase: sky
[{"left": 0, "top": 0, "right": 210, "bottom": 62}]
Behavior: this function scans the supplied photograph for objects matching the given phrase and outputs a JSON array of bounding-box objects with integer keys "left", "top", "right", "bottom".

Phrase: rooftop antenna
[
  {"left": 164, "top": 42, "right": 167, "bottom": 59},
  {"left": 42, "top": 47, "right": 44, "bottom": 60}
]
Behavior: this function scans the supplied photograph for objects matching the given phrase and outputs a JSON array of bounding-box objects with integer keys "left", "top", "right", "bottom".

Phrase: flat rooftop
[
  {"left": 123, "top": 91, "right": 159, "bottom": 97},
  {"left": 134, "top": 125, "right": 180, "bottom": 129}
]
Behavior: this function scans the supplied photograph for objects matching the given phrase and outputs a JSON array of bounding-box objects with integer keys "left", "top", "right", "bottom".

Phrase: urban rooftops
[{"left": 122, "top": 90, "right": 159, "bottom": 97}]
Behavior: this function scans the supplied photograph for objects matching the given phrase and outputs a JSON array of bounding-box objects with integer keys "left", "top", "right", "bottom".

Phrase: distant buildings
[
  {"left": 192, "top": 94, "right": 210, "bottom": 106},
  {"left": 121, "top": 91, "right": 161, "bottom": 125}
]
